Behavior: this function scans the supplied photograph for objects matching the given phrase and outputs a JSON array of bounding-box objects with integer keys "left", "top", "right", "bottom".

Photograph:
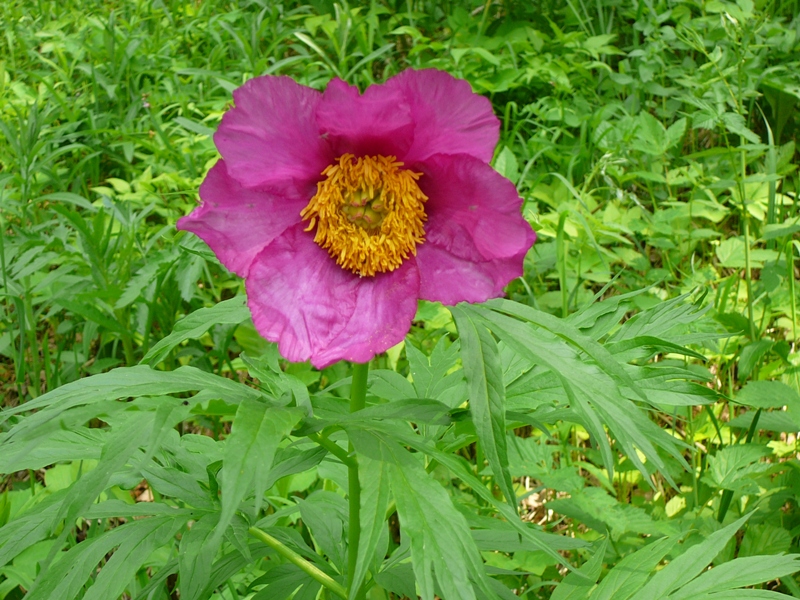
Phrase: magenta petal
[
  {"left": 246, "top": 224, "right": 420, "bottom": 369},
  {"left": 177, "top": 161, "right": 306, "bottom": 277},
  {"left": 214, "top": 76, "right": 332, "bottom": 190},
  {"left": 315, "top": 78, "right": 415, "bottom": 159},
  {"left": 385, "top": 69, "right": 500, "bottom": 164},
  {"left": 414, "top": 154, "right": 535, "bottom": 304}
]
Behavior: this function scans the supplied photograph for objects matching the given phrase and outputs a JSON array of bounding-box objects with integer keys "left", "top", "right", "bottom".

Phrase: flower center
[{"left": 300, "top": 154, "right": 427, "bottom": 277}]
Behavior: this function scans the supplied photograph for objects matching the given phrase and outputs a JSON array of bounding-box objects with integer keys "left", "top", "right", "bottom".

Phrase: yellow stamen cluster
[{"left": 300, "top": 154, "right": 428, "bottom": 277}]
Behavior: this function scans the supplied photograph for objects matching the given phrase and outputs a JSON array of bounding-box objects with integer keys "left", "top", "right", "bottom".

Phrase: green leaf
[
  {"left": 0, "top": 365, "right": 261, "bottom": 441},
  {"left": 175, "top": 116, "right": 215, "bottom": 137},
  {"left": 669, "top": 555, "right": 800, "bottom": 600},
  {"left": 734, "top": 380, "right": 800, "bottom": 410},
  {"left": 141, "top": 296, "right": 250, "bottom": 365},
  {"left": 451, "top": 306, "right": 516, "bottom": 511},
  {"left": 351, "top": 422, "right": 569, "bottom": 569},
  {"left": 178, "top": 514, "right": 221, "bottom": 600},
  {"left": 54, "top": 412, "right": 155, "bottom": 548},
  {"left": 551, "top": 538, "right": 608, "bottom": 600},
  {"left": 737, "top": 340, "right": 775, "bottom": 381},
  {"left": 721, "top": 112, "right": 761, "bottom": 144},
  {"left": 591, "top": 537, "right": 678, "bottom": 600},
  {"left": 351, "top": 453, "right": 391, "bottom": 599},
  {"left": 27, "top": 514, "right": 187, "bottom": 600},
  {"left": 351, "top": 430, "right": 494, "bottom": 600},
  {"left": 217, "top": 399, "right": 301, "bottom": 544},
  {"left": 702, "top": 444, "right": 772, "bottom": 492},
  {"left": 0, "top": 491, "right": 66, "bottom": 569},
  {"left": 629, "top": 514, "right": 750, "bottom": 600},
  {"left": 297, "top": 491, "right": 347, "bottom": 570},
  {"left": 739, "top": 524, "right": 792, "bottom": 557},
  {"left": 0, "top": 427, "right": 104, "bottom": 472}
]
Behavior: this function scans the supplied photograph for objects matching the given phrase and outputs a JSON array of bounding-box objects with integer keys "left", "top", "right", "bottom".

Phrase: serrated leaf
[
  {"left": 629, "top": 514, "right": 750, "bottom": 600},
  {"left": 351, "top": 430, "right": 493, "bottom": 600},
  {"left": 451, "top": 306, "right": 516, "bottom": 511},
  {"left": 217, "top": 399, "right": 301, "bottom": 544},
  {"left": 702, "top": 444, "right": 772, "bottom": 492},
  {"left": 669, "top": 554, "right": 800, "bottom": 600},
  {"left": 27, "top": 514, "right": 187, "bottom": 600},
  {"left": 592, "top": 536, "right": 678, "bottom": 600},
  {"left": 351, "top": 453, "right": 391, "bottom": 599}
]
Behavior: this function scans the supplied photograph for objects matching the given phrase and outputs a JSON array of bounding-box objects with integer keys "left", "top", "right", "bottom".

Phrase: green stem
[
  {"left": 739, "top": 150, "right": 757, "bottom": 341},
  {"left": 348, "top": 362, "right": 369, "bottom": 600},
  {"left": 557, "top": 211, "right": 569, "bottom": 318},
  {"left": 717, "top": 408, "right": 761, "bottom": 523},
  {"left": 248, "top": 527, "right": 347, "bottom": 599},
  {"left": 787, "top": 240, "right": 797, "bottom": 344},
  {"left": 309, "top": 432, "right": 356, "bottom": 468}
]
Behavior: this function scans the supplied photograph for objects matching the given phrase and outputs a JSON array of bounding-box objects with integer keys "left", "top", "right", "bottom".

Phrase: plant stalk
[
  {"left": 248, "top": 527, "right": 347, "bottom": 599},
  {"left": 348, "top": 362, "right": 369, "bottom": 600}
]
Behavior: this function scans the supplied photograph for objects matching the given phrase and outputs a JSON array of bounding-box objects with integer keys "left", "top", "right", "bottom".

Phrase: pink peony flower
[{"left": 178, "top": 69, "right": 535, "bottom": 368}]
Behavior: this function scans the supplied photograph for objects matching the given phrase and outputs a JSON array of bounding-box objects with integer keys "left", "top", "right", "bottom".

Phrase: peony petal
[
  {"left": 414, "top": 154, "right": 535, "bottom": 304},
  {"left": 177, "top": 160, "right": 306, "bottom": 277},
  {"left": 315, "top": 78, "right": 415, "bottom": 159},
  {"left": 385, "top": 69, "right": 500, "bottom": 164},
  {"left": 214, "top": 75, "right": 332, "bottom": 191},
  {"left": 246, "top": 224, "right": 420, "bottom": 368}
]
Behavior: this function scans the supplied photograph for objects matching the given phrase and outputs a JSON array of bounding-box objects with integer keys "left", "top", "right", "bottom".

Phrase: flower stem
[
  {"left": 348, "top": 362, "right": 369, "bottom": 600},
  {"left": 248, "top": 527, "right": 347, "bottom": 599}
]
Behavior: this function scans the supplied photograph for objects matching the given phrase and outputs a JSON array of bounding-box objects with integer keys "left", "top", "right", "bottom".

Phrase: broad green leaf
[
  {"left": 353, "top": 421, "right": 571, "bottom": 570},
  {"left": 350, "top": 453, "right": 391, "bottom": 599},
  {"left": 141, "top": 295, "right": 249, "bottom": 365},
  {"left": 551, "top": 538, "right": 609, "bottom": 600},
  {"left": 592, "top": 537, "right": 678, "bottom": 600},
  {"left": 480, "top": 300, "right": 644, "bottom": 400},
  {"left": 702, "top": 444, "right": 772, "bottom": 492},
  {"left": 351, "top": 430, "right": 494, "bottom": 600},
  {"left": 298, "top": 491, "right": 347, "bottom": 570},
  {"left": 737, "top": 340, "right": 776, "bottom": 381},
  {"left": 27, "top": 514, "right": 187, "bottom": 600},
  {"left": 669, "top": 554, "right": 800, "bottom": 600},
  {"left": 629, "top": 514, "right": 750, "bottom": 600},
  {"left": 739, "top": 524, "right": 792, "bottom": 557},
  {"left": 251, "top": 564, "right": 317, "bottom": 600},
  {"left": 451, "top": 306, "right": 516, "bottom": 511},
  {"left": 0, "top": 365, "right": 261, "bottom": 441},
  {"left": 179, "top": 513, "right": 220, "bottom": 600},
  {"left": 0, "top": 427, "right": 104, "bottom": 472},
  {"left": 55, "top": 412, "right": 155, "bottom": 546},
  {"left": 734, "top": 380, "right": 800, "bottom": 410},
  {"left": 141, "top": 463, "right": 215, "bottom": 508},
  {"left": 690, "top": 591, "right": 794, "bottom": 599},
  {"left": 405, "top": 337, "right": 465, "bottom": 406},
  {"left": 217, "top": 399, "right": 301, "bottom": 544},
  {"left": 0, "top": 491, "right": 66, "bottom": 569}
]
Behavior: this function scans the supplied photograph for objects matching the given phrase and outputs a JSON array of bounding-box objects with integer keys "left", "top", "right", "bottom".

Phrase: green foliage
[{"left": 2, "top": 0, "right": 800, "bottom": 598}]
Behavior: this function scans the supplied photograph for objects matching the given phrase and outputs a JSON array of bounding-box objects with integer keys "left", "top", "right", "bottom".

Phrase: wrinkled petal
[
  {"left": 215, "top": 76, "right": 332, "bottom": 190},
  {"left": 385, "top": 69, "right": 500, "bottom": 164},
  {"left": 177, "top": 160, "right": 305, "bottom": 277},
  {"left": 414, "top": 154, "right": 535, "bottom": 304},
  {"left": 316, "top": 78, "right": 415, "bottom": 159},
  {"left": 246, "top": 224, "right": 420, "bottom": 368}
]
